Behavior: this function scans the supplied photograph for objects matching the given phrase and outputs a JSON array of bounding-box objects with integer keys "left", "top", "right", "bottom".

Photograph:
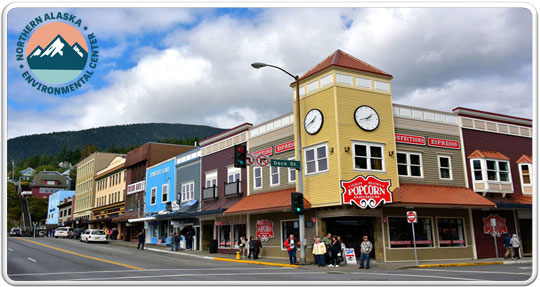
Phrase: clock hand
[
  {"left": 307, "top": 117, "right": 316, "bottom": 126},
  {"left": 358, "top": 114, "right": 373, "bottom": 121}
]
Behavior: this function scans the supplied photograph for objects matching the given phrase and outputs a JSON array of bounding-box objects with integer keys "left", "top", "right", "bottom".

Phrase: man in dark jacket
[
  {"left": 504, "top": 232, "right": 513, "bottom": 259},
  {"left": 253, "top": 237, "right": 263, "bottom": 259},
  {"left": 329, "top": 236, "right": 342, "bottom": 267},
  {"left": 137, "top": 231, "right": 145, "bottom": 250}
]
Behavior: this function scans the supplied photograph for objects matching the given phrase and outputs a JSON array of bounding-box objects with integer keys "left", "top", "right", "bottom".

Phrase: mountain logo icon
[{"left": 25, "top": 22, "right": 89, "bottom": 85}]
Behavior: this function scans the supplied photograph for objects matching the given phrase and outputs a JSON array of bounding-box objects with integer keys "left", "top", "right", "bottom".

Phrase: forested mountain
[{"left": 7, "top": 123, "right": 225, "bottom": 163}]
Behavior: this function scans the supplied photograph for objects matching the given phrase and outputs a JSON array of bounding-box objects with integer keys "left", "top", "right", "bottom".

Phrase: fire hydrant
[{"left": 236, "top": 251, "right": 241, "bottom": 260}]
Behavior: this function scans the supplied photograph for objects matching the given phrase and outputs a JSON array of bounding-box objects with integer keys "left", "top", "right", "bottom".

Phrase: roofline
[
  {"left": 251, "top": 112, "right": 293, "bottom": 129},
  {"left": 199, "top": 122, "right": 252, "bottom": 146},
  {"left": 393, "top": 103, "right": 455, "bottom": 116},
  {"left": 95, "top": 155, "right": 126, "bottom": 177},
  {"left": 453, "top": 107, "right": 532, "bottom": 126},
  {"left": 175, "top": 146, "right": 201, "bottom": 158}
]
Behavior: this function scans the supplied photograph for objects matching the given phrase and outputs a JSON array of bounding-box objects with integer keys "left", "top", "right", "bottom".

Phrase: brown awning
[
  {"left": 224, "top": 188, "right": 311, "bottom": 215},
  {"left": 391, "top": 183, "right": 496, "bottom": 208}
]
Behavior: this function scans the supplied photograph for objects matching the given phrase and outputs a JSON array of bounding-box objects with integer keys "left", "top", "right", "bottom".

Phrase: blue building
[
  {"left": 145, "top": 157, "right": 176, "bottom": 245},
  {"left": 46, "top": 190, "right": 75, "bottom": 226}
]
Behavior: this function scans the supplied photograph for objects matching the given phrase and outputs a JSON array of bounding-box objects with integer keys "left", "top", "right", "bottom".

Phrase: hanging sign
[
  {"left": 344, "top": 248, "right": 357, "bottom": 265},
  {"left": 483, "top": 214, "right": 507, "bottom": 237},
  {"left": 256, "top": 219, "right": 274, "bottom": 241},
  {"left": 341, "top": 175, "right": 393, "bottom": 209}
]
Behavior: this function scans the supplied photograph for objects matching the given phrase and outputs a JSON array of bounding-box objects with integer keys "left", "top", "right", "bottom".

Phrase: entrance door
[
  {"left": 202, "top": 224, "right": 213, "bottom": 251},
  {"left": 324, "top": 217, "right": 376, "bottom": 258},
  {"left": 519, "top": 219, "right": 532, "bottom": 255}
]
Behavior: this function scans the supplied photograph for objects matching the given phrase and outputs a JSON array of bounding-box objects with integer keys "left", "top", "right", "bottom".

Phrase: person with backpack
[
  {"left": 137, "top": 231, "right": 145, "bottom": 250},
  {"left": 253, "top": 236, "right": 263, "bottom": 259}
]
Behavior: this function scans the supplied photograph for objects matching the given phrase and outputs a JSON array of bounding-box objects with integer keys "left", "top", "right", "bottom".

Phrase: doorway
[
  {"left": 519, "top": 219, "right": 532, "bottom": 256},
  {"left": 202, "top": 223, "right": 214, "bottom": 252},
  {"left": 324, "top": 216, "right": 376, "bottom": 258}
]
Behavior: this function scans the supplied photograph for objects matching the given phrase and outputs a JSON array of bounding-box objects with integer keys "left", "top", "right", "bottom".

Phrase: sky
[{"left": 6, "top": 6, "right": 533, "bottom": 139}]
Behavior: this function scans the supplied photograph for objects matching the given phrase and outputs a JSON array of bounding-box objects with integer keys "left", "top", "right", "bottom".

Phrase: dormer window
[
  {"left": 468, "top": 150, "right": 513, "bottom": 196},
  {"left": 517, "top": 155, "right": 532, "bottom": 195}
]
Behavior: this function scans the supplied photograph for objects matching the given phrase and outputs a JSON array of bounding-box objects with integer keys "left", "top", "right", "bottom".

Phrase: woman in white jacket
[
  {"left": 510, "top": 234, "right": 521, "bottom": 260},
  {"left": 312, "top": 237, "right": 326, "bottom": 267}
]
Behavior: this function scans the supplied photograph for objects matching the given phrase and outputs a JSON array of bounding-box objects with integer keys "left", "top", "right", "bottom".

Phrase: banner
[{"left": 256, "top": 219, "right": 274, "bottom": 241}]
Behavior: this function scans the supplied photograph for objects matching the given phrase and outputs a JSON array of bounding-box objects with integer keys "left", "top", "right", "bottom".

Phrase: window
[
  {"left": 159, "top": 221, "right": 168, "bottom": 238},
  {"left": 304, "top": 143, "right": 328, "bottom": 175},
  {"left": 519, "top": 163, "right": 532, "bottom": 185},
  {"left": 353, "top": 142, "right": 384, "bottom": 171},
  {"left": 270, "top": 166, "right": 280, "bottom": 186},
  {"left": 437, "top": 218, "right": 466, "bottom": 247},
  {"left": 438, "top": 155, "right": 452, "bottom": 180},
  {"left": 68, "top": 208, "right": 71, "bottom": 215},
  {"left": 281, "top": 220, "right": 299, "bottom": 250},
  {"left": 288, "top": 157, "right": 296, "bottom": 183},
  {"left": 152, "top": 224, "right": 158, "bottom": 238},
  {"left": 181, "top": 182, "right": 195, "bottom": 202},
  {"left": 471, "top": 159, "right": 511, "bottom": 183},
  {"left": 218, "top": 225, "right": 231, "bottom": 248},
  {"left": 254, "top": 167, "right": 263, "bottom": 189},
  {"left": 233, "top": 224, "right": 246, "bottom": 248},
  {"left": 205, "top": 172, "right": 217, "bottom": 188},
  {"left": 162, "top": 184, "right": 169, "bottom": 202},
  {"left": 472, "top": 159, "right": 483, "bottom": 180},
  {"left": 388, "top": 217, "right": 434, "bottom": 248},
  {"left": 151, "top": 187, "right": 157, "bottom": 205},
  {"left": 397, "top": 152, "right": 422, "bottom": 177},
  {"left": 227, "top": 167, "right": 241, "bottom": 183}
]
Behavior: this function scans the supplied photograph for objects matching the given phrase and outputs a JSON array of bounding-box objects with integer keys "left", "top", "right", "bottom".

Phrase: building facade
[
  {"left": 58, "top": 196, "right": 74, "bottom": 226},
  {"left": 31, "top": 171, "right": 68, "bottom": 199},
  {"left": 46, "top": 189, "right": 75, "bottom": 228}
]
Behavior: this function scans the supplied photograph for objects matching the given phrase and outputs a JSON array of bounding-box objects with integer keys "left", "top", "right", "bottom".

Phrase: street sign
[
  {"left": 246, "top": 153, "right": 255, "bottom": 166},
  {"left": 407, "top": 211, "right": 417, "bottom": 223},
  {"left": 271, "top": 159, "right": 301, "bottom": 169},
  {"left": 256, "top": 154, "right": 270, "bottom": 167}
]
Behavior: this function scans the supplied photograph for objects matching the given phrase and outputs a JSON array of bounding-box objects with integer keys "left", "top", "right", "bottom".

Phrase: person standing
[
  {"left": 504, "top": 233, "right": 514, "bottom": 259},
  {"left": 359, "top": 235, "right": 373, "bottom": 269},
  {"left": 284, "top": 234, "right": 299, "bottom": 265},
  {"left": 174, "top": 232, "right": 181, "bottom": 251},
  {"left": 238, "top": 236, "right": 246, "bottom": 258},
  {"left": 185, "top": 227, "right": 194, "bottom": 250},
  {"left": 248, "top": 236, "right": 255, "bottom": 259},
  {"left": 329, "top": 236, "right": 341, "bottom": 267},
  {"left": 137, "top": 231, "right": 145, "bottom": 250},
  {"left": 510, "top": 234, "right": 521, "bottom": 260},
  {"left": 322, "top": 233, "right": 332, "bottom": 264},
  {"left": 170, "top": 233, "right": 177, "bottom": 251},
  {"left": 253, "top": 236, "right": 263, "bottom": 259},
  {"left": 312, "top": 237, "right": 326, "bottom": 267}
]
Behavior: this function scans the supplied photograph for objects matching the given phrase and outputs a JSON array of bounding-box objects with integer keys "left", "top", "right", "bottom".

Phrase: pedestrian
[
  {"left": 238, "top": 236, "right": 246, "bottom": 258},
  {"left": 137, "top": 231, "right": 145, "bottom": 250},
  {"left": 329, "top": 236, "right": 341, "bottom": 267},
  {"left": 241, "top": 236, "right": 249, "bottom": 258},
  {"left": 253, "top": 236, "right": 263, "bottom": 259},
  {"left": 504, "top": 232, "right": 514, "bottom": 259},
  {"left": 112, "top": 228, "right": 118, "bottom": 240},
  {"left": 186, "top": 227, "right": 194, "bottom": 250},
  {"left": 322, "top": 233, "right": 332, "bottom": 264},
  {"left": 248, "top": 236, "right": 255, "bottom": 259},
  {"left": 171, "top": 233, "right": 177, "bottom": 251},
  {"left": 358, "top": 235, "right": 373, "bottom": 269},
  {"left": 283, "top": 234, "right": 299, "bottom": 265},
  {"left": 110, "top": 229, "right": 114, "bottom": 240},
  {"left": 312, "top": 237, "right": 326, "bottom": 267},
  {"left": 510, "top": 234, "right": 521, "bottom": 260},
  {"left": 104, "top": 227, "right": 109, "bottom": 240}
]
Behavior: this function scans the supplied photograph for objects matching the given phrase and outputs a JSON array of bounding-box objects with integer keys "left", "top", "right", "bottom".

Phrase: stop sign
[{"left": 407, "top": 211, "right": 417, "bottom": 223}]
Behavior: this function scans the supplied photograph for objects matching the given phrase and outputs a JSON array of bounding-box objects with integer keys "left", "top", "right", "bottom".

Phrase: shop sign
[
  {"left": 344, "top": 248, "right": 357, "bottom": 265},
  {"left": 341, "top": 175, "right": 393, "bottom": 209},
  {"left": 483, "top": 214, "right": 507, "bottom": 237},
  {"left": 275, "top": 140, "right": 295, "bottom": 153},
  {"left": 253, "top": 147, "right": 273, "bottom": 156},
  {"left": 427, "top": 137, "right": 460, "bottom": 149},
  {"left": 256, "top": 219, "right": 274, "bottom": 241},
  {"left": 395, "top": 134, "right": 425, "bottom": 145},
  {"left": 215, "top": 221, "right": 229, "bottom": 226},
  {"left": 127, "top": 180, "right": 145, "bottom": 195}
]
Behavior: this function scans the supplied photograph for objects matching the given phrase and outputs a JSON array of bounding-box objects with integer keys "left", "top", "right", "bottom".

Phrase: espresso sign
[
  {"left": 341, "top": 175, "right": 393, "bottom": 209},
  {"left": 275, "top": 140, "right": 295, "bottom": 153},
  {"left": 395, "top": 134, "right": 425, "bottom": 145},
  {"left": 427, "top": 137, "right": 460, "bottom": 149}
]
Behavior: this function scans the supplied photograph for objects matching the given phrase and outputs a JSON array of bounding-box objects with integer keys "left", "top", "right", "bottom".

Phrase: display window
[
  {"left": 437, "top": 218, "right": 466, "bottom": 247},
  {"left": 233, "top": 224, "right": 246, "bottom": 248},
  {"left": 281, "top": 220, "right": 299, "bottom": 250},
  {"left": 388, "top": 217, "right": 434, "bottom": 248}
]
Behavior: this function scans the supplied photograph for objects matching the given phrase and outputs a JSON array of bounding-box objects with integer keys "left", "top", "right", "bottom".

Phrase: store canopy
[
  {"left": 128, "top": 216, "right": 156, "bottom": 223},
  {"left": 224, "top": 188, "right": 311, "bottom": 215},
  {"left": 391, "top": 183, "right": 496, "bottom": 208},
  {"left": 112, "top": 210, "right": 140, "bottom": 223},
  {"left": 155, "top": 208, "right": 225, "bottom": 220}
]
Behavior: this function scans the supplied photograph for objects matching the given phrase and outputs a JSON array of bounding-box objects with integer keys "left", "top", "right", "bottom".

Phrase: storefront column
[
  {"left": 246, "top": 214, "right": 250, "bottom": 238},
  {"left": 380, "top": 210, "right": 387, "bottom": 263},
  {"left": 513, "top": 209, "right": 522, "bottom": 258},
  {"left": 374, "top": 215, "right": 384, "bottom": 262},
  {"left": 468, "top": 208, "right": 477, "bottom": 260}
]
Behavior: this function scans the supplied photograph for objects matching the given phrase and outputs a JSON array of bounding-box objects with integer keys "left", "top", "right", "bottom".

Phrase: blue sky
[{"left": 5, "top": 7, "right": 533, "bottom": 138}]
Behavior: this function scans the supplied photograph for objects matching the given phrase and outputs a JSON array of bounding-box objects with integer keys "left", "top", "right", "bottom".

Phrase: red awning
[
  {"left": 391, "top": 183, "right": 496, "bottom": 208},
  {"left": 224, "top": 188, "right": 311, "bottom": 215}
]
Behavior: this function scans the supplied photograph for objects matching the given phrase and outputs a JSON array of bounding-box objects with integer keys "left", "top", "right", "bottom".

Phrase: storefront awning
[
  {"left": 128, "top": 216, "right": 156, "bottom": 223},
  {"left": 224, "top": 188, "right": 311, "bottom": 215},
  {"left": 495, "top": 194, "right": 532, "bottom": 208},
  {"left": 391, "top": 183, "right": 496, "bottom": 208},
  {"left": 112, "top": 210, "right": 140, "bottom": 223}
]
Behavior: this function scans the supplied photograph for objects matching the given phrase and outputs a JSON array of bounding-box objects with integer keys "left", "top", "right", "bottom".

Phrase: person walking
[
  {"left": 510, "top": 234, "right": 521, "bottom": 260},
  {"left": 504, "top": 232, "right": 514, "bottom": 259},
  {"left": 338, "top": 236, "right": 346, "bottom": 265},
  {"left": 359, "top": 235, "right": 373, "bottom": 269},
  {"left": 112, "top": 228, "right": 118, "bottom": 240},
  {"left": 329, "top": 236, "right": 341, "bottom": 267},
  {"left": 248, "top": 236, "right": 255, "bottom": 259},
  {"left": 312, "top": 237, "right": 326, "bottom": 267},
  {"left": 253, "top": 236, "right": 263, "bottom": 259},
  {"left": 137, "top": 231, "right": 145, "bottom": 250},
  {"left": 284, "top": 234, "right": 299, "bottom": 265}
]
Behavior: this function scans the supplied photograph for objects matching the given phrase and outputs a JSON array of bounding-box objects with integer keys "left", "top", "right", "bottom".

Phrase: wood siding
[{"left": 472, "top": 210, "right": 516, "bottom": 259}]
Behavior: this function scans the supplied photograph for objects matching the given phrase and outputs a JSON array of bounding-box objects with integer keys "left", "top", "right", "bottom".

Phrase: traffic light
[
  {"left": 234, "top": 144, "right": 247, "bottom": 168},
  {"left": 291, "top": 192, "right": 304, "bottom": 215}
]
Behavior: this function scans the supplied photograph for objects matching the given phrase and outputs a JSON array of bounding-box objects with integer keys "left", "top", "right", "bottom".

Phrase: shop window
[
  {"left": 437, "top": 218, "right": 466, "bottom": 247},
  {"left": 233, "top": 224, "right": 246, "bottom": 248},
  {"left": 227, "top": 167, "right": 241, "bottom": 183},
  {"left": 152, "top": 224, "right": 158, "bottom": 238},
  {"left": 388, "top": 217, "right": 434, "bottom": 248},
  {"left": 397, "top": 152, "right": 422, "bottom": 177},
  {"left": 353, "top": 141, "right": 384, "bottom": 171},
  {"left": 254, "top": 167, "right": 263, "bottom": 189},
  {"left": 181, "top": 181, "right": 195, "bottom": 202},
  {"left": 151, "top": 187, "right": 156, "bottom": 205},
  {"left": 518, "top": 163, "right": 532, "bottom": 192},
  {"left": 270, "top": 166, "right": 280, "bottom": 186},
  {"left": 159, "top": 221, "right": 168, "bottom": 238},
  {"left": 162, "top": 184, "right": 169, "bottom": 203},
  {"left": 218, "top": 225, "right": 232, "bottom": 248},
  {"left": 304, "top": 143, "right": 328, "bottom": 175},
  {"left": 438, "top": 155, "right": 452, "bottom": 180},
  {"left": 288, "top": 157, "right": 296, "bottom": 183},
  {"left": 281, "top": 220, "right": 299, "bottom": 250}
]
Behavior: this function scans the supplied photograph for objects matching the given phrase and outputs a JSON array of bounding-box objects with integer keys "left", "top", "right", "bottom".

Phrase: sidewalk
[{"left": 107, "top": 240, "right": 531, "bottom": 271}]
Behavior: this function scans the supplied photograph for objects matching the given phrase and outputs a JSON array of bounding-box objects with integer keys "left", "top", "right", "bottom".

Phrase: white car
[
  {"left": 54, "top": 227, "right": 72, "bottom": 238},
  {"left": 80, "top": 229, "right": 108, "bottom": 243}
]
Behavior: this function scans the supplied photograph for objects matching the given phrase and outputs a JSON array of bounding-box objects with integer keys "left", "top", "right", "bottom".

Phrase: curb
[
  {"left": 213, "top": 257, "right": 298, "bottom": 268},
  {"left": 417, "top": 261, "right": 504, "bottom": 268}
]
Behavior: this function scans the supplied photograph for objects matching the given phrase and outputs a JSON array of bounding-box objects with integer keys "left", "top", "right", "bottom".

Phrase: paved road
[{"left": 6, "top": 237, "right": 534, "bottom": 282}]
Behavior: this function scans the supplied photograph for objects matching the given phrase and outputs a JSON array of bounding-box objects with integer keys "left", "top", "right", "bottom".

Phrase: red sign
[
  {"left": 395, "top": 134, "right": 426, "bottom": 145},
  {"left": 427, "top": 137, "right": 460, "bottom": 149},
  {"left": 483, "top": 214, "right": 508, "bottom": 237},
  {"left": 275, "top": 140, "right": 295, "bottom": 153},
  {"left": 215, "top": 221, "right": 229, "bottom": 226},
  {"left": 246, "top": 154, "right": 255, "bottom": 166},
  {"left": 256, "top": 154, "right": 270, "bottom": 167},
  {"left": 253, "top": 147, "right": 273, "bottom": 156},
  {"left": 341, "top": 175, "right": 393, "bottom": 209},
  {"left": 256, "top": 220, "right": 274, "bottom": 241},
  {"left": 407, "top": 211, "right": 417, "bottom": 223}
]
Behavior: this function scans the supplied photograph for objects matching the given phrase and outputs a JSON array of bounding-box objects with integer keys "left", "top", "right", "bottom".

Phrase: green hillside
[{"left": 7, "top": 123, "right": 225, "bottom": 163}]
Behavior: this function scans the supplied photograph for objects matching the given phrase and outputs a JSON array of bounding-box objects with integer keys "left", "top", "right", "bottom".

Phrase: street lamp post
[{"left": 251, "top": 62, "right": 306, "bottom": 264}]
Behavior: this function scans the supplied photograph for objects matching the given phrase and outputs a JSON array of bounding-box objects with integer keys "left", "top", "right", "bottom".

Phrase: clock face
[
  {"left": 354, "top": 105, "right": 380, "bottom": 131},
  {"left": 304, "top": 109, "right": 324, "bottom": 135}
]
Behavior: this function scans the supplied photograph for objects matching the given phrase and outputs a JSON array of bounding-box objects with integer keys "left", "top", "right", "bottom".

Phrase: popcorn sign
[
  {"left": 256, "top": 220, "right": 274, "bottom": 241},
  {"left": 483, "top": 214, "right": 508, "bottom": 237},
  {"left": 341, "top": 175, "right": 393, "bottom": 209}
]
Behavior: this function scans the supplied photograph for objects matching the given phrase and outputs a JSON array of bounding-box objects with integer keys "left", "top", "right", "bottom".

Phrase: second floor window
[
  {"left": 206, "top": 172, "right": 217, "bottom": 188},
  {"left": 270, "top": 166, "right": 280, "bottom": 186},
  {"left": 182, "top": 181, "right": 195, "bottom": 201},
  {"left": 151, "top": 187, "right": 157, "bottom": 205},
  {"left": 471, "top": 159, "right": 511, "bottom": 183},
  {"left": 304, "top": 143, "right": 328, "bottom": 175},
  {"left": 254, "top": 167, "right": 262, "bottom": 189},
  {"left": 288, "top": 157, "right": 296, "bottom": 183},
  {"left": 227, "top": 167, "right": 241, "bottom": 183},
  {"left": 353, "top": 141, "right": 384, "bottom": 171},
  {"left": 397, "top": 152, "right": 422, "bottom": 177},
  {"left": 438, "top": 155, "right": 452, "bottom": 180}
]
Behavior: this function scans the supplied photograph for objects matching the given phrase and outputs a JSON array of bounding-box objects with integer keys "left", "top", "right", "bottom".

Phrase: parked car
[
  {"left": 9, "top": 227, "right": 21, "bottom": 237},
  {"left": 80, "top": 229, "right": 107, "bottom": 243},
  {"left": 54, "top": 227, "right": 72, "bottom": 238},
  {"left": 70, "top": 228, "right": 86, "bottom": 239},
  {"left": 38, "top": 230, "right": 47, "bottom": 237}
]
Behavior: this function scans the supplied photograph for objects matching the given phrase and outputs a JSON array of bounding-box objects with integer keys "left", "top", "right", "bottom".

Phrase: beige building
[{"left": 74, "top": 152, "right": 123, "bottom": 224}]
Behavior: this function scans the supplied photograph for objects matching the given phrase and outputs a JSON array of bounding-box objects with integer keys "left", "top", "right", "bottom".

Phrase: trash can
[{"left": 209, "top": 239, "right": 218, "bottom": 253}]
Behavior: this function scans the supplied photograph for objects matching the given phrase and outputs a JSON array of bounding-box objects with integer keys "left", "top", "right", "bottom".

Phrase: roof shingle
[
  {"left": 467, "top": 150, "right": 510, "bottom": 160},
  {"left": 516, "top": 155, "right": 532, "bottom": 164}
]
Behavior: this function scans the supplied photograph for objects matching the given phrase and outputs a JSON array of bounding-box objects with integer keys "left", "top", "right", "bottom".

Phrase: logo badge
[
  {"left": 16, "top": 12, "right": 99, "bottom": 94},
  {"left": 483, "top": 214, "right": 508, "bottom": 237},
  {"left": 341, "top": 175, "right": 393, "bottom": 209},
  {"left": 256, "top": 220, "right": 274, "bottom": 241}
]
